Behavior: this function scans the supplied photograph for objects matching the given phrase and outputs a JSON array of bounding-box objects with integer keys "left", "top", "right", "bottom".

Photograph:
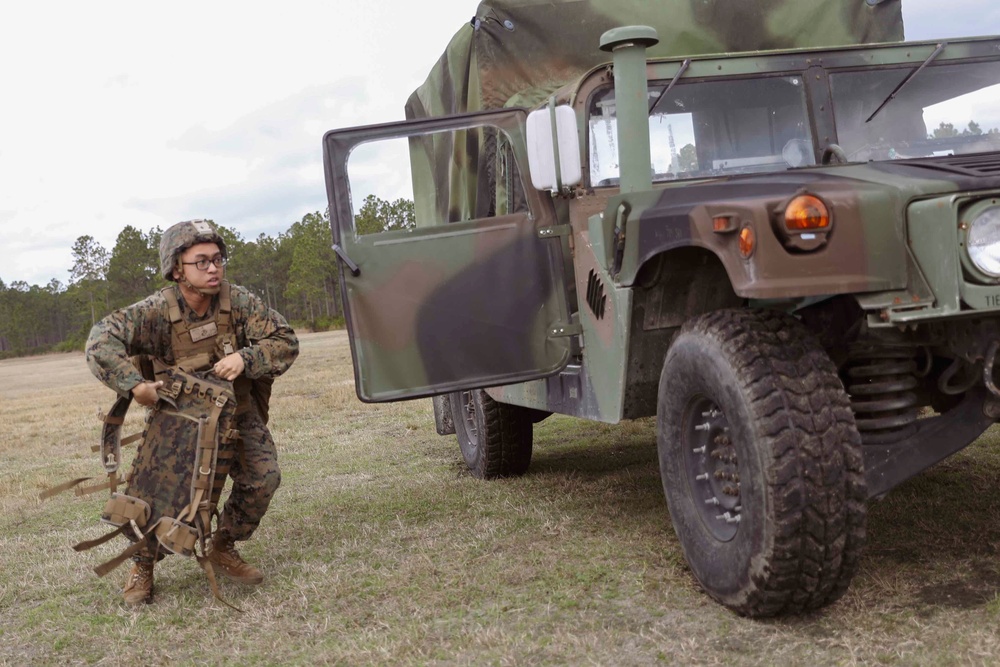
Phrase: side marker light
[{"left": 739, "top": 226, "right": 755, "bottom": 258}]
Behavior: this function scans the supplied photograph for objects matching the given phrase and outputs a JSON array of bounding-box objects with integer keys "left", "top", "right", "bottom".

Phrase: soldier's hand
[
  {"left": 131, "top": 381, "right": 163, "bottom": 407},
  {"left": 214, "top": 352, "right": 245, "bottom": 382}
]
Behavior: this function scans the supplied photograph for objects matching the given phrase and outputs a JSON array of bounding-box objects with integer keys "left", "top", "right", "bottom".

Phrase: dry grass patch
[{"left": 4, "top": 330, "right": 1000, "bottom": 665}]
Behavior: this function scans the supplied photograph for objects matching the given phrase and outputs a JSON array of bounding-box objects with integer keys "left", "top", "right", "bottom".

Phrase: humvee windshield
[
  {"left": 588, "top": 57, "right": 1000, "bottom": 186},
  {"left": 831, "top": 59, "right": 1000, "bottom": 161},
  {"left": 589, "top": 75, "right": 815, "bottom": 185}
]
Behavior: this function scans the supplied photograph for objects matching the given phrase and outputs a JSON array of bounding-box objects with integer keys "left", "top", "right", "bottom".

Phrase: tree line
[{"left": 0, "top": 197, "right": 414, "bottom": 358}]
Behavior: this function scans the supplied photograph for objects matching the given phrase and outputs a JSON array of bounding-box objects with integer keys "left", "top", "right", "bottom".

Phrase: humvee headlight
[
  {"left": 784, "top": 195, "right": 830, "bottom": 231},
  {"left": 967, "top": 205, "right": 1000, "bottom": 277},
  {"left": 774, "top": 193, "right": 831, "bottom": 253}
]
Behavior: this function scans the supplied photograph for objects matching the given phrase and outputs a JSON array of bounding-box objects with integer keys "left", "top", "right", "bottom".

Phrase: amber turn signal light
[
  {"left": 784, "top": 195, "right": 830, "bottom": 231},
  {"left": 712, "top": 214, "right": 739, "bottom": 233},
  {"left": 739, "top": 226, "right": 755, "bottom": 258}
]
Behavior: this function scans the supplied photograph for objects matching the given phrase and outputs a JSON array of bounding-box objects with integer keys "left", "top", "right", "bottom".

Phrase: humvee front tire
[
  {"left": 657, "top": 309, "right": 866, "bottom": 617},
  {"left": 450, "top": 389, "right": 532, "bottom": 479}
]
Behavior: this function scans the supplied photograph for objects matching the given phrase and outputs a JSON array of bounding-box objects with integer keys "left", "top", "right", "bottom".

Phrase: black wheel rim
[
  {"left": 682, "top": 395, "right": 741, "bottom": 542},
  {"left": 459, "top": 391, "right": 479, "bottom": 449}
]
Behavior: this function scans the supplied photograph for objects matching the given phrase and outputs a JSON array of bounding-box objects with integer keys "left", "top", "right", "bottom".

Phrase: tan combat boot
[
  {"left": 207, "top": 534, "right": 264, "bottom": 585},
  {"left": 122, "top": 559, "right": 154, "bottom": 605}
]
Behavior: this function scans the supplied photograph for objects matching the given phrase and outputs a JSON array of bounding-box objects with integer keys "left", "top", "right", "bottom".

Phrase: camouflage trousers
[
  {"left": 216, "top": 406, "right": 282, "bottom": 542},
  {"left": 134, "top": 404, "right": 281, "bottom": 561}
]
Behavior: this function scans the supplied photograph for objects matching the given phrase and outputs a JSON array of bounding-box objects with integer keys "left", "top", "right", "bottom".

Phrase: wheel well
[{"left": 622, "top": 247, "right": 742, "bottom": 419}]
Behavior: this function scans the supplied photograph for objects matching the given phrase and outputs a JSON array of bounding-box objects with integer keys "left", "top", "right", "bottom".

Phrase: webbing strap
[
  {"left": 40, "top": 392, "right": 131, "bottom": 500},
  {"left": 217, "top": 282, "right": 232, "bottom": 339},
  {"left": 179, "top": 394, "right": 227, "bottom": 523},
  {"left": 93, "top": 537, "right": 150, "bottom": 577},
  {"left": 73, "top": 524, "right": 127, "bottom": 552},
  {"left": 90, "top": 432, "right": 141, "bottom": 453},
  {"left": 218, "top": 281, "right": 231, "bottom": 313},
  {"left": 99, "top": 395, "right": 131, "bottom": 473},
  {"left": 38, "top": 477, "right": 92, "bottom": 500},
  {"left": 163, "top": 286, "right": 192, "bottom": 361},
  {"left": 76, "top": 471, "right": 118, "bottom": 496},
  {"left": 180, "top": 490, "right": 205, "bottom": 524},
  {"left": 162, "top": 286, "right": 184, "bottom": 324},
  {"left": 196, "top": 556, "right": 244, "bottom": 613}
]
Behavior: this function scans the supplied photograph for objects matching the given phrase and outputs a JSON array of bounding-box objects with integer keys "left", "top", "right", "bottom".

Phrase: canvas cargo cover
[
  {"left": 405, "top": 0, "right": 904, "bottom": 120},
  {"left": 401, "top": 0, "right": 904, "bottom": 224}
]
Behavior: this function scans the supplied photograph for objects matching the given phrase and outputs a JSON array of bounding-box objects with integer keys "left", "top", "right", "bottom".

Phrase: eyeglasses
[{"left": 181, "top": 255, "right": 227, "bottom": 271}]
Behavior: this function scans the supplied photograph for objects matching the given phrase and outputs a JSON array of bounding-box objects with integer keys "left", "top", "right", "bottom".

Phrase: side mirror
[{"left": 526, "top": 105, "right": 582, "bottom": 192}]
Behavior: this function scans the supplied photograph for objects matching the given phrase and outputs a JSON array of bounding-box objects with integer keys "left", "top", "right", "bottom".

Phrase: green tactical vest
[{"left": 154, "top": 281, "right": 273, "bottom": 423}]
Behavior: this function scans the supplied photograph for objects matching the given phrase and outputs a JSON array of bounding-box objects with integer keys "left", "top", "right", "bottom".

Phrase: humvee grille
[{"left": 903, "top": 152, "right": 1000, "bottom": 177}]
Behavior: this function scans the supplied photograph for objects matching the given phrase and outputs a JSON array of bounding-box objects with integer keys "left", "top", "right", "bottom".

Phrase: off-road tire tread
[
  {"left": 670, "top": 309, "right": 866, "bottom": 617},
  {"left": 455, "top": 390, "right": 533, "bottom": 479}
]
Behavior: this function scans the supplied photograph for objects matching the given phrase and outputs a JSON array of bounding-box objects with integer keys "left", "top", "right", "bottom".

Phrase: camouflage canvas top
[
  {"left": 405, "top": 0, "right": 905, "bottom": 120},
  {"left": 85, "top": 284, "right": 299, "bottom": 398}
]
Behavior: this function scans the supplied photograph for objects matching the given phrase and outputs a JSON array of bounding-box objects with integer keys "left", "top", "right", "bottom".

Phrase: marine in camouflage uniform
[{"left": 85, "top": 219, "right": 298, "bottom": 605}]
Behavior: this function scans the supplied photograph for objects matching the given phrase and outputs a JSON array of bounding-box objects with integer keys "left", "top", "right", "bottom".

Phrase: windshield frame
[{"left": 573, "top": 35, "right": 1000, "bottom": 189}]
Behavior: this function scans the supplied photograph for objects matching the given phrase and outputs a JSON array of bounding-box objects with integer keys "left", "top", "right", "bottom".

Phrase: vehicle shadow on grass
[
  {"left": 523, "top": 417, "right": 680, "bottom": 534},
  {"left": 528, "top": 416, "right": 658, "bottom": 472},
  {"left": 864, "top": 443, "right": 1000, "bottom": 614},
  {"left": 526, "top": 418, "right": 1000, "bottom": 615}
]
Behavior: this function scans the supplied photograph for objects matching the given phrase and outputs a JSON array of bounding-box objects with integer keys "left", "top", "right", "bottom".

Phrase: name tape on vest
[{"left": 189, "top": 321, "right": 219, "bottom": 343}]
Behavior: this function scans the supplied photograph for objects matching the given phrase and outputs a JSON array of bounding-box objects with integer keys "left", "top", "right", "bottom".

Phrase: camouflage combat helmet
[{"left": 159, "top": 220, "right": 228, "bottom": 282}]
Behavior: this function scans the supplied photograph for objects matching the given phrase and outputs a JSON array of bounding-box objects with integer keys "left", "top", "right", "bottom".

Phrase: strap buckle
[{"left": 163, "top": 380, "right": 183, "bottom": 400}]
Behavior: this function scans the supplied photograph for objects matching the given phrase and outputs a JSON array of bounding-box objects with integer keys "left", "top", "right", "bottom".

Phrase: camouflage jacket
[{"left": 86, "top": 284, "right": 298, "bottom": 397}]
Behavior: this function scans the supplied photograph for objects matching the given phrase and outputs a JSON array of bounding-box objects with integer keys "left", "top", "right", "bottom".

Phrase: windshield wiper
[
  {"left": 866, "top": 42, "right": 947, "bottom": 124},
  {"left": 648, "top": 59, "right": 691, "bottom": 115}
]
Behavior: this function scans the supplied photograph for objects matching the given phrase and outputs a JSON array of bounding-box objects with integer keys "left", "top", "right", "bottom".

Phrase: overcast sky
[{"left": 1, "top": 0, "right": 998, "bottom": 288}]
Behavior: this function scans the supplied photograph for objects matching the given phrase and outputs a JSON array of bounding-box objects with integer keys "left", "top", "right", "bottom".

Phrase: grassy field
[{"left": 4, "top": 330, "right": 1000, "bottom": 665}]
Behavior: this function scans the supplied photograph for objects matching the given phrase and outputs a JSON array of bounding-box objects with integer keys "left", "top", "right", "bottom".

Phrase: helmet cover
[{"left": 159, "top": 220, "right": 228, "bottom": 281}]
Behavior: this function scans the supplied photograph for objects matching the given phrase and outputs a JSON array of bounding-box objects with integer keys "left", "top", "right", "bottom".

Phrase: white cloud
[
  {"left": 903, "top": 0, "right": 1000, "bottom": 40},
  {"left": 0, "top": 0, "right": 480, "bottom": 286},
  {"left": 2, "top": 0, "right": 1000, "bottom": 287}
]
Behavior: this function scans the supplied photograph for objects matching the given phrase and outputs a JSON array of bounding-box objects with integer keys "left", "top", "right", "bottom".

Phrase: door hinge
[
  {"left": 537, "top": 225, "right": 572, "bottom": 239},
  {"left": 548, "top": 323, "right": 583, "bottom": 338}
]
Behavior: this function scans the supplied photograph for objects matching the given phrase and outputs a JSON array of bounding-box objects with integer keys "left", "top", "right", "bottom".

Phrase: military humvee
[{"left": 323, "top": 0, "right": 1000, "bottom": 616}]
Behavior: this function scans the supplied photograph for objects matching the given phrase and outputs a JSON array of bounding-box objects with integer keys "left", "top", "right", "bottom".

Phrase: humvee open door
[{"left": 323, "top": 109, "right": 574, "bottom": 402}]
